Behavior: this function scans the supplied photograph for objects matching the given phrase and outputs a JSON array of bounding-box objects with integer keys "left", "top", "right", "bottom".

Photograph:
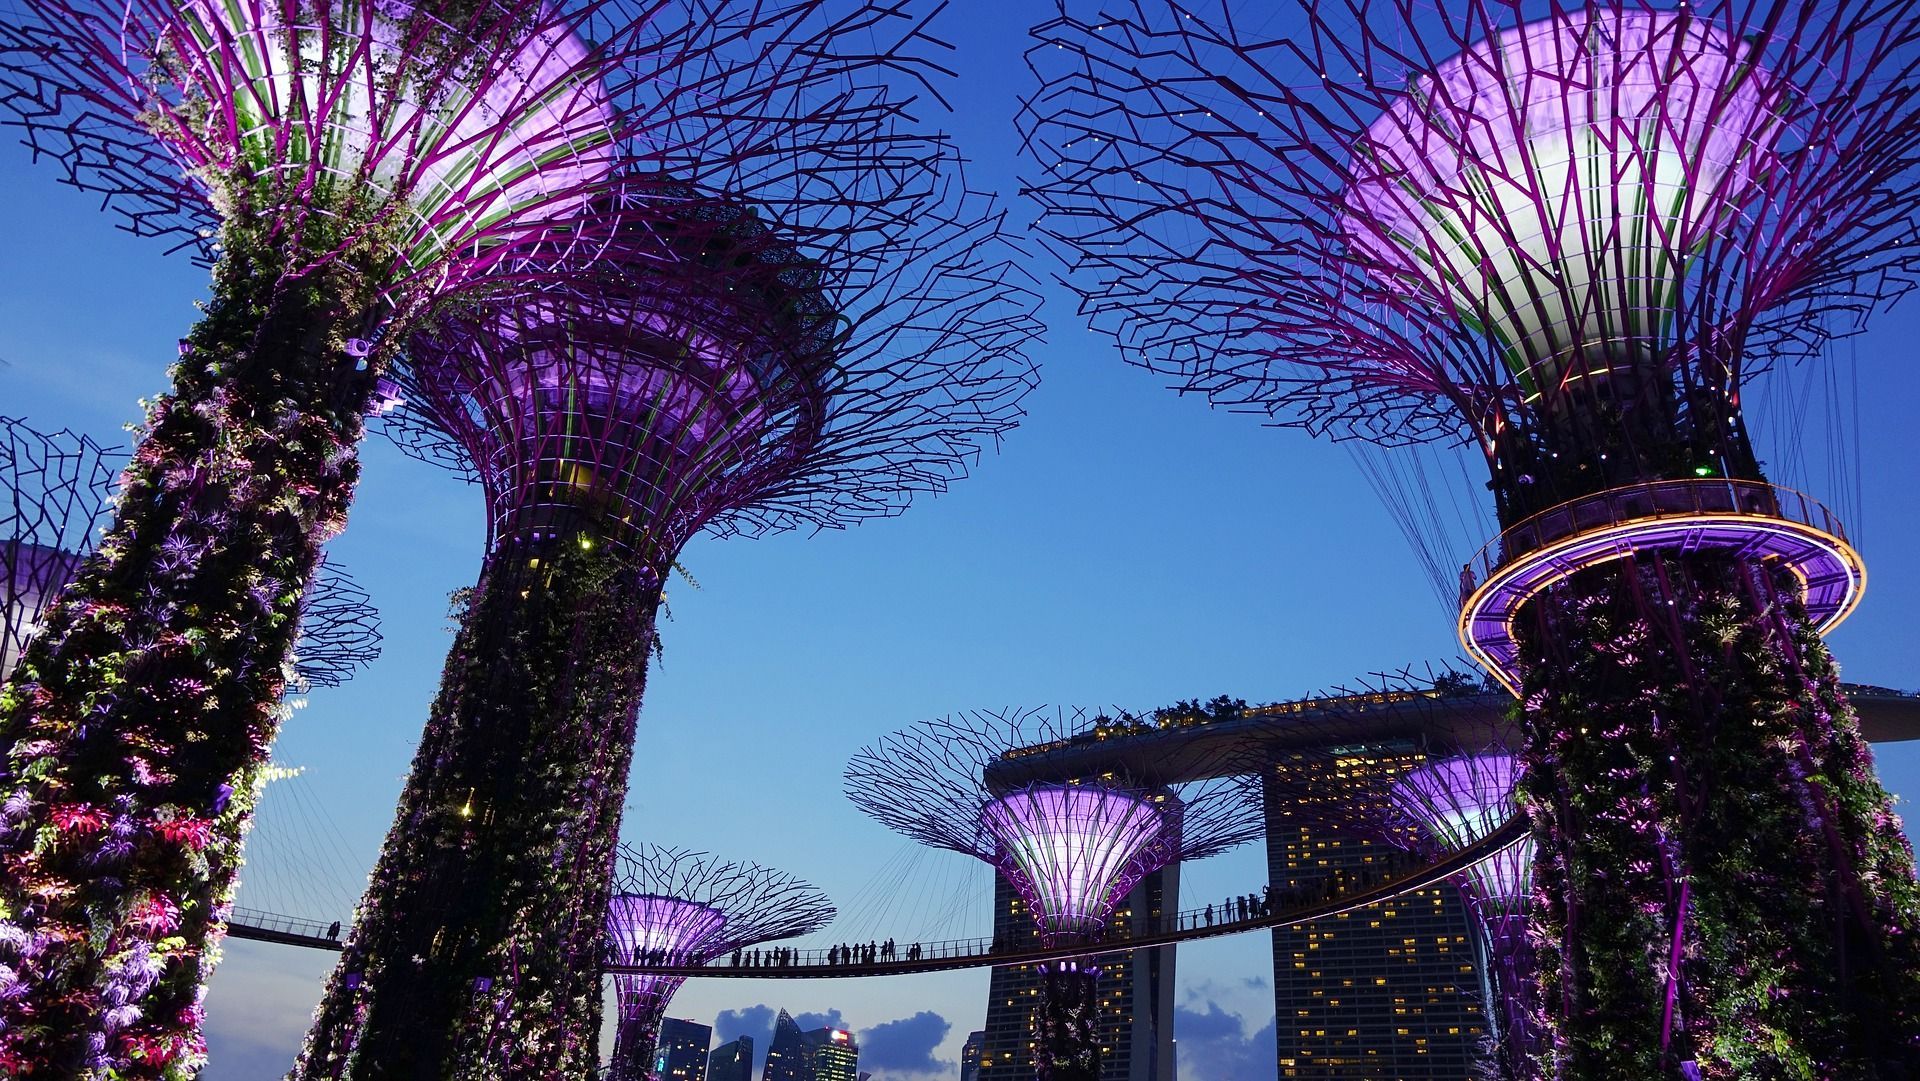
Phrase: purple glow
[
  {"left": 1340, "top": 8, "right": 1783, "bottom": 386},
  {"left": 1464, "top": 500, "right": 1860, "bottom": 692},
  {"left": 605, "top": 894, "right": 726, "bottom": 1025},
  {"left": 1391, "top": 754, "right": 1532, "bottom": 911},
  {"left": 168, "top": 0, "right": 618, "bottom": 273},
  {"left": 981, "top": 785, "right": 1174, "bottom": 939}
]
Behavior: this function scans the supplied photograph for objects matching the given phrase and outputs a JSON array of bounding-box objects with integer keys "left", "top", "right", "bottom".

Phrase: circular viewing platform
[{"left": 1458, "top": 479, "right": 1865, "bottom": 694}]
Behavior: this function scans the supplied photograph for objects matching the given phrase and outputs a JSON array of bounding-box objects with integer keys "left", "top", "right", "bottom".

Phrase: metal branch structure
[
  {"left": 603, "top": 845, "right": 832, "bottom": 1081},
  {"left": 0, "top": 0, "right": 790, "bottom": 1071},
  {"left": 846, "top": 706, "right": 1260, "bottom": 1081},
  {"left": 1021, "top": 2, "right": 1920, "bottom": 1075},
  {"left": 2, "top": 417, "right": 382, "bottom": 689},
  {"left": 289, "top": 5, "right": 1041, "bottom": 1076}
]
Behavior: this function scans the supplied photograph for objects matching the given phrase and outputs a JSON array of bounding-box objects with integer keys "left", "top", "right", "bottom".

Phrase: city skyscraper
[
  {"left": 802, "top": 1027, "right": 859, "bottom": 1081},
  {"left": 762, "top": 1010, "right": 809, "bottom": 1081},
  {"left": 961, "top": 1031, "right": 985, "bottom": 1081},
  {"left": 656, "top": 1017, "right": 713, "bottom": 1081},
  {"left": 708, "top": 1036, "right": 754, "bottom": 1081},
  {"left": 1263, "top": 745, "right": 1485, "bottom": 1077}
]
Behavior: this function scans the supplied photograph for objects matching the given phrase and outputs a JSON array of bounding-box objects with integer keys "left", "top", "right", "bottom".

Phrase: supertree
[
  {"left": 0, "top": 0, "right": 758, "bottom": 1069},
  {"left": 1019, "top": 2, "right": 1920, "bottom": 1075},
  {"left": 2, "top": 417, "right": 381, "bottom": 688},
  {"left": 846, "top": 707, "right": 1260, "bottom": 1081},
  {"left": 290, "top": 17, "right": 1041, "bottom": 1078},
  {"left": 601, "top": 845, "right": 832, "bottom": 1081}
]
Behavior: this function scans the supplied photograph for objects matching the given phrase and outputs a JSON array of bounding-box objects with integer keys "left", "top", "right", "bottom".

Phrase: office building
[
  {"left": 960, "top": 1030, "right": 985, "bottom": 1081},
  {"left": 802, "top": 1027, "right": 859, "bottom": 1081},
  {"left": 709, "top": 1036, "right": 753, "bottom": 1081},
  {"left": 656, "top": 1017, "right": 712, "bottom": 1081},
  {"left": 763, "top": 1010, "right": 808, "bottom": 1081}
]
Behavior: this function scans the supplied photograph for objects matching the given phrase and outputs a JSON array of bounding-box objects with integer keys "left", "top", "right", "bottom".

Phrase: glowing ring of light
[{"left": 1460, "top": 513, "right": 1865, "bottom": 695}]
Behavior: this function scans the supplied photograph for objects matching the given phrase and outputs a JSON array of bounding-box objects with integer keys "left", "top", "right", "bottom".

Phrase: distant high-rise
[
  {"left": 657, "top": 1017, "right": 713, "bottom": 1081},
  {"left": 960, "top": 1031, "right": 985, "bottom": 1081},
  {"left": 977, "top": 866, "right": 1178, "bottom": 1080},
  {"left": 1263, "top": 746, "right": 1485, "bottom": 1077},
  {"left": 708, "top": 1036, "right": 754, "bottom": 1081},
  {"left": 802, "top": 1027, "right": 859, "bottom": 1081},
  {"left": 762, "top": 1010, "right": 809, "bottom": 1081}
]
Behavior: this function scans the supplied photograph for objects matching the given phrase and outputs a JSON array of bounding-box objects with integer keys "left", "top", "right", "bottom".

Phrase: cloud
[
  {"left": 857, "top": 1010, "right": 953, "bottom": 1077},
  {"left": 1175, "top": 1001, "right": 1277, "bottom": 1080},
  {"left": 795, "top": 1008, "right": 849, "bottom": 1033},
  {"left": 713, "top": 1004, "right": 778, "bottom": 1073}
]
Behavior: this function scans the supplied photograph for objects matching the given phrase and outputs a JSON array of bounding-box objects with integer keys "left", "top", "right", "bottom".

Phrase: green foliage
[{"left": 1515, "top": 554, "right": 1920, "bottom": 1079}]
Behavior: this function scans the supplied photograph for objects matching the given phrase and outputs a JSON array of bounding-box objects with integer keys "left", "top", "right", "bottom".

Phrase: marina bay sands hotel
[{"left": 972, "top": 684, "right": 1920, "bottom": 1080}]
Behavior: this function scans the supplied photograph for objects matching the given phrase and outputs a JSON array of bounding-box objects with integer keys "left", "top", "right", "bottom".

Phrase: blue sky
[{"left": 4, "top": 3, "right": 1920, "bottom": 1078}]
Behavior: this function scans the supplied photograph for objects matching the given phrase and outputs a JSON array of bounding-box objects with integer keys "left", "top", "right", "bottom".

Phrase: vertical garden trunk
[
  {"left": 1034, "top": 957, "right": 1100, "bottom": 1081},
  {"left": 291, "top": 534, "right": 659, "bottom": 1081},
  {"left": 1480, "top": 917, "right": 1542, "bottom": 1081},
  {"left": 1515, "top": 554, "right": 1920, "bottom": 1079},
  {"left": 0, "top": 232, "right": 385, "bottom": 1077},
  {"left": 608, "top": 1008, "right": 664, "bottom": 1081}
]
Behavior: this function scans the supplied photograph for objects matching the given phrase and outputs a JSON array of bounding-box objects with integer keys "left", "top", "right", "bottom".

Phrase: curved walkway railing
[
  {"left": 1458, "top": 478, "right": 1848, "bottom": 600},
  {"left": 610, "top": 812, "right": 1529, "bottom": 979},
  {"left": 226, "top": 814, "right": 1527, "bottom": 967}
]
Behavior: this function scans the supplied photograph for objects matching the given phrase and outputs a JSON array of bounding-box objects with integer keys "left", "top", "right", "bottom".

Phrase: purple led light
[
  {"left": 605, "top": 894, "right": 726, "bottom": 1024},
  {"left": 981, "top": 785, "right": 1174, "bottom": 939},
  {"left": 1340, "top": 8, "right": 1782, "bottom": 386},
  {"left": 167, "top": 0, "right": 617, "bottom": 274},
  {"left": 1391, "top": 754, "right": 1532, "bottom": 910}
]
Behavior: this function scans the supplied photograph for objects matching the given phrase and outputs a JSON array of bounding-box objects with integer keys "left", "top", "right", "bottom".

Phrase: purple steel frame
[{"left": 603, "top": 845, "right": 833, "bottom": 1081}]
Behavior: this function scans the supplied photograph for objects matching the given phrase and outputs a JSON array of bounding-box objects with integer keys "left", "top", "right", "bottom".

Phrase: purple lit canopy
[
  {"left": 1020, "top": 1, "right": 1920, "bottom": 454},
  {"left": 603, "top": 844, "right": 833, "bottom": 1079},
  {"left": 981, "top": 784, "right": 1178, "bottom": 938},
  {"left": 0, "top": 0, "right": 654, "bottom": 289},
  {"left": 1390, "top": 754, "right": 1531, "bottom": 912},
  {"left": 847, "top": 706, "right": 1261, "bottom": 944},
  {"left": 387, "top": 179, "right": 1042, "bottom": 567}
]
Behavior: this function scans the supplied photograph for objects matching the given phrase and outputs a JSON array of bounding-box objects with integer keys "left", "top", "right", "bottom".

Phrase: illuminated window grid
[{"left": 1266, "top": 749, "right": 1487, "bottom": 1079}]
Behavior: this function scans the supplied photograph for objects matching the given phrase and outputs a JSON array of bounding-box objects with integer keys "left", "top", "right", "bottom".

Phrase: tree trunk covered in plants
[
  {"left": 0, "top": 225, "right": 386, "bottom": 1078},
  {"left": 1514, "top": 553, "right": 1920, "bottom": 1080},
  {"left": 291, "top": 535, "right": 660, "bottom": 1081},
  {"left": 1033, "top": 958, "right": 1100, "bottom": 1081},
  {"left": 607, "top": 1005, "right": 665, "bottom": 1081}
]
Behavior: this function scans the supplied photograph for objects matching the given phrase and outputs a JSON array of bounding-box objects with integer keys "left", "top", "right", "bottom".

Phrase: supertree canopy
[
  {"left": 602, "top": 845, "right": 832, "bottom": 1081},
  {"left": 289, "top": 5, "right": 1041, "bottom": 1076},
  {"left": 0, "top": 0, "right": 751, "bottom": 1071},
  {"left": 1021, "top": 1, "right": 1920, "bottom": 1075},
  {"left": 2, "top": 417, "right": 382, "bottom": 687},
  {"left": 846, "top": 707, "right": 1260, "bottom": 1081}
]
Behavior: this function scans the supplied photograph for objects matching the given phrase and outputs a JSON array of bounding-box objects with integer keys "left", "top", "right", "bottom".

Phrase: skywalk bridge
[{"left": 230, "top": 812, "right": 1524, "bottom": 974}]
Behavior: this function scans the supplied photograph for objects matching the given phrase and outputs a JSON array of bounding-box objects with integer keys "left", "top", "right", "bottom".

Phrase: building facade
[
  {"left": 977, "top": 865, "right": 1178, "bottom": 1080},
  {"left": 960, "top": 1030, "right": 985, "bottom": 1081},
  {"left": 708, "top": 1036, "right": 753, "bottom": 1081},
  {"left": 762, "top": 1010, "right": 808, "bottom": 1081},
  {"left": 655, "top": 1017, "right": 712, "bottom": 1081},
  {"left": 1263, "top": 745, "right": 1485, "bottom": 1078},
  {"left": 802, "top": 1027, "right": 859, "bottom": 1081}
]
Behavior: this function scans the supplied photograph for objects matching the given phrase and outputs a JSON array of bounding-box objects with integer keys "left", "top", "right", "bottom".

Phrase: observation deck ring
[{"left": 1458, "top": 479, "right": 1865, "bottom": 695}]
